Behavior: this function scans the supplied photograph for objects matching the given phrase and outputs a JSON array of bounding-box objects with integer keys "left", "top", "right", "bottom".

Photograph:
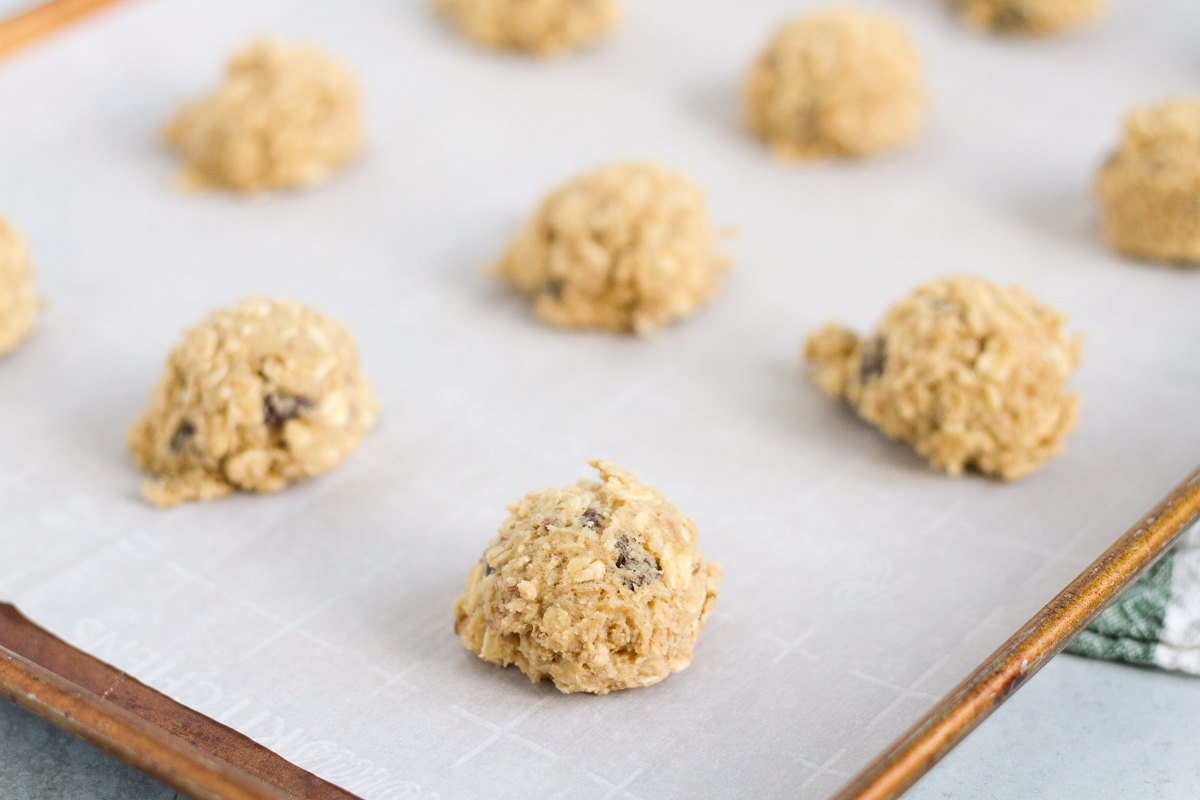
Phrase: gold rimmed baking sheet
[{"left": 1, "top": 1, "right": 1199, "bottom": 798}]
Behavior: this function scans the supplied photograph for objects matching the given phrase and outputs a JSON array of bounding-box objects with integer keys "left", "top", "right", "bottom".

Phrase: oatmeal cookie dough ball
[
  {"left": 1095, "top": 99, "right": 1200, "bottom": 264},
  {"left": 128, "top": 297, "right": 378, "bottom": 507},
  {"left": 435, "top": 0, "right": 620, "bottom": 55},
  {"left": 948, "top": 0, "right": 1105, "bottom": 35},
  {"left": 454, "top": 460, "right": 721, "bottom": 694},
  {"left": 744, "top": 8, "right": 927, "bottom": 160},
  {"left": 0, "top": 217, "right": 37, "bottom": 357},
  {"left": 805, "top": 276, "right": 1080, "bottom": 480},
  {"left": 164, "top": 39, "right": 362, "bottom": 193},
  {"left": 494, "top": 162, "right": 730, "bottom": 335}
]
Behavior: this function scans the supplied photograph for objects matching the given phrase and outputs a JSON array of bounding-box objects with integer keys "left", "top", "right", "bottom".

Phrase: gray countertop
[
  {"left": 909, "top": 656, "right": 1200, "bottom": 799},
  {"left": 4, "top": 653, "right": 1199, "bottom": 799}
]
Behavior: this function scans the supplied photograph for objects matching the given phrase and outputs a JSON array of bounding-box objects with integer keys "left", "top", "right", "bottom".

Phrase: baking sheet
[{"left": 1, "top": 0, "right": 1199, "bottom": 797}]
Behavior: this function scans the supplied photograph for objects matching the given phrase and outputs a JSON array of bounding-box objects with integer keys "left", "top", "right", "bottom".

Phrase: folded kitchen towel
[{"left": 1065, "top": 520, "right": 1200, "bottom": 674}]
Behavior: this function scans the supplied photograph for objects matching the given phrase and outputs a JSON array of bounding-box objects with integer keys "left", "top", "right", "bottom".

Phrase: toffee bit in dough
[
  {"left": 1095, "top": 99, "right": 1200, "bottom": 265},
  {"left": 128, "top": 297, "right": 378, "bottom": 507},
  {"left": 493, "top": 162, "right": 730, "bottom": 335},
  {"left": 744, "top": 9, "right": 928, "bottom": 160},
  {"left": 948, "top": 0, "right": 1105, "bottom": 35},
  {"left": 434, "top": 0, "right": 620, "bottom": 56},
  {"left": 0, "top": 216, "right": 37, "bottom": 357},
  {"left": 164, "top": 39, "right": 362, "bottom": 193},
  {"left": 804, "top": 276, "right": 1081, "bottom": 481},
  {"left": 453, "top": 460, "right": 720, "bottom": 694}
]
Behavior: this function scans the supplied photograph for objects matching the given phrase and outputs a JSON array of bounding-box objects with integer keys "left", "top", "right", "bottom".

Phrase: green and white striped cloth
[{"left": 1066, "top": 520, "right": 1200, "bottom": 674}]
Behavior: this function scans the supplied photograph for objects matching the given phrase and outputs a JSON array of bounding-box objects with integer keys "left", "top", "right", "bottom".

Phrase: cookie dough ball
[
  {"left": 744, "top": 9, "right": 927, "bottom": 160},
  {"left": 454, "top": 460, "right": 721, "bottom": 694},
  {"left": 0, "top": 217, "right": 36, "bottom": 357},
  {"left": 494, "top": 162, "right": 730, "bottom": 335},
  {"left": 435, "top": 0, "right": 620, "bottom": 55},
  {"left": 164, "top": 39, "right": 362, "bottom": 192},
  {"left": 128, "top": 297, "right": 378, "bottom": 507},
  {"left": 948, "top": 0, "right": 1105, "bottom": 35},
  {"left": 805, "top": 276, "right": 1080, "bottom": 480},
  {"left": 1095, "top": 99, "right": 1200, "bottom": 264}
]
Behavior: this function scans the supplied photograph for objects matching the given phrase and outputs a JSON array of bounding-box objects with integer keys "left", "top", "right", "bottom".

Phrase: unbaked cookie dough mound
[
  {"left": 948, "top": 0, "right": 1105, "bottom": 35},
  {"left": 805, "top": 276, "right": 1081, "bottom": 481},
  {"left": 494, "top": 162, "right": 730, "bottom": 335},
  {"left": 454, "top": 460, "right": 721, "bottom": 694},
  {"left": 744, "top": 9, "right": 927, "bottom": 160},
  {"left": 435, "top": 0, "right": 620, "bottom": 55},
  {"left": 1095, "top": 99, "right": 1200, "bottom": 264},
  {"left": 164, "top": 39, "right": 362, "bottom": 193},
  {"left": 128, "top": 297, "right": 378, "bottom": 507},
  {"left": 0, "top": 217, "right": 36, "bottom": 357}
]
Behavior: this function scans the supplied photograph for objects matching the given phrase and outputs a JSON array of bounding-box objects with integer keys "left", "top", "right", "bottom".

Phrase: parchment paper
[{"left": 2, "top": 1, "right": 1199, "bottom": 798}]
